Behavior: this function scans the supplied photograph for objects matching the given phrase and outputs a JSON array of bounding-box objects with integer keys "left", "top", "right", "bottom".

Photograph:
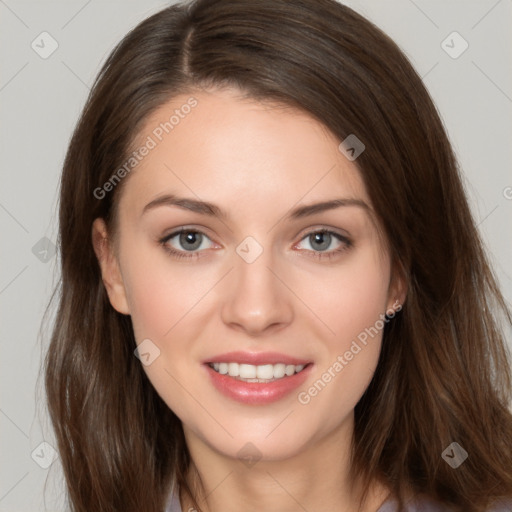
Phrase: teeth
[
  {"left": 273, "top": 363, "right": 286, "bottom": 379},
  {"left": 209, "top": 362, "right": 307, "bottom": 381},
  {"left": 240, "top": 364, "right": 257, "bottom": 378}
]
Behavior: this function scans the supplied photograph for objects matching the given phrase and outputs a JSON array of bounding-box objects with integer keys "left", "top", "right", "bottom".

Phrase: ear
[
  {"left": 386, "top": 261, "right": 408, "bottom": 313},
  {"left": 91, "top": 218, "right": 130, "bottom": 315}
]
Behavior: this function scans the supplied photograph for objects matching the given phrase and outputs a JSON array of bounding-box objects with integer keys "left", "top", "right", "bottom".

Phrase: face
[{"left": 93, "top": 86, "right": 404, "bottom": 463}]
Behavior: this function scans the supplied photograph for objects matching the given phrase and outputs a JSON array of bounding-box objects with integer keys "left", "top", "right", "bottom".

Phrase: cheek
[
  {"left": 295, "top": 252, "right": 390, "bottom": 420},
  {"left": 121, "top": 242, "right": 212, "bottom": 342},
  {"left": 335, "top": 263, "right": 389, "bottom": 343},
  {"left": 121, "top": 247, "right": 206, "bottom": 420},
  {"left": 297, "top": 245, "right": 391, "bottom": 348},
  {"left": 293, "top": 246, "right": 390, "bottom": 403}
]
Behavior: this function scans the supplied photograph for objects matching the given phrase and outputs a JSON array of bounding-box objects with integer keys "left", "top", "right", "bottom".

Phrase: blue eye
[
  {"left": 294, "top": 230, "right": 352, "bottom": 260},
  {"left": 159, "top": 228, "right": 214, "bottom": 260},
  {"left": 302, "top": 231, "right": 341, "bottom": 252},
  {"left": 159, "top": 228, "right": 352, "bottom": 261}
]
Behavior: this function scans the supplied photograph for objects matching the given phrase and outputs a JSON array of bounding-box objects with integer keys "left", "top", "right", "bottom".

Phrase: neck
[{"left": 179, "top": 414, "right": 391, "bottom": 512}]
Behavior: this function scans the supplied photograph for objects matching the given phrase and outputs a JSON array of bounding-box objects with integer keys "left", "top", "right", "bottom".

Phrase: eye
[
  {"left": 294, "top": 229, "right": 352, "bottom": 261},
  {"left": 159, "top": 227, "right": 352, "bottom": 261},
  {"left": 159, "top": 228, "right": 215, "bottom": 260}
]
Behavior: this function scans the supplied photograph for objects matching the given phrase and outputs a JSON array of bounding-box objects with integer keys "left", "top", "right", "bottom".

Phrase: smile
[
  {"left": 208, "top": 362, "right": 306, "bottom": 382},
  {"left": 204, "top": 361, "right": 313, "bottom": 405}
]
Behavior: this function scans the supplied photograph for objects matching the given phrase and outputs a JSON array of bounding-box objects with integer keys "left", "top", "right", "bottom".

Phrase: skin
[{"left": 92, "top": 86, "right": 406, "bottom": 512}]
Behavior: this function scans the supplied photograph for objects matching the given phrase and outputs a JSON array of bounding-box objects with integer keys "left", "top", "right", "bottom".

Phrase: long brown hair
[{"left": 43, "top": 0, "right": 512, "bottom": 511}]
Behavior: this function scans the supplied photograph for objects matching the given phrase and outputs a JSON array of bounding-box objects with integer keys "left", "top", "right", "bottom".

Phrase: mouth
[
  {"left": 202, "top": 353, "right": 313, "bottom": 404},
  {"left": 207, "top": 362, "right": 308, "bottom": 383}
]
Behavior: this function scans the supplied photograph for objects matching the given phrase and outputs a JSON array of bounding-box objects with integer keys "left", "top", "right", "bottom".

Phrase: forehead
[{"left": 120, "top": 87, "right": 370, "bottom": 218}]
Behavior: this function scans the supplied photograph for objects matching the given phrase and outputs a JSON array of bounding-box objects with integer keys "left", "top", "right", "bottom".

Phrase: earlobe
[
  {"left": 91, "top": 218, "right": 131, "bottom": 315},
  {"left": 387, "top": 263, "right": 408, "bottom": 313}
]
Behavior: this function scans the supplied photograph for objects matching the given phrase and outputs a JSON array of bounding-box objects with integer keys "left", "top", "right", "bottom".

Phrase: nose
[{"left": 220, "top": 243, "right": 294, "bottom": 336}]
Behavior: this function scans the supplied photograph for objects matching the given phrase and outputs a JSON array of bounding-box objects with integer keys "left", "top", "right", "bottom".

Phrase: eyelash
[{"left": 158, "top": 227, "right": 352, "bottom": 262}]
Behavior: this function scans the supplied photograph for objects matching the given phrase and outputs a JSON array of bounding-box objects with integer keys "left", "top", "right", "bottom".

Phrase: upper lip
[{"left": 204, "top": 351, "right": 311, "bottom": 366}]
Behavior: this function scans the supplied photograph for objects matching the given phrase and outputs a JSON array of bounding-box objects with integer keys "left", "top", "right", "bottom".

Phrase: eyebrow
[{"left": 141, "top": 194, "right": 369, "bottom": 221}]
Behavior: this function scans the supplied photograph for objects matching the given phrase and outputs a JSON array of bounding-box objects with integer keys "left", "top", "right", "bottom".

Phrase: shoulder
[
  {"left": 165, "top": 486, "right": 182, "bottom": 512},
  {"left": 377, "top": 494, "right": 512, "bottom": 512},
  {"left": 376, "top": 495, "right": 446, "bottom": 512},
  {"left": 486, "top": 499, "right": 512, "bottom": 512}
]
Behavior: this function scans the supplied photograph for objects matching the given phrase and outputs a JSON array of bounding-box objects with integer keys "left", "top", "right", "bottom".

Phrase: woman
[{"left": 44, "top": 0, "right": 512, "bottom": 511}]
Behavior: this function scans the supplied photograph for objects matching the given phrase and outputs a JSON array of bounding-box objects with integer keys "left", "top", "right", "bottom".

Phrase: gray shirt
[{"left": 165, "top": 489, "right": 512, "bottom": 512}]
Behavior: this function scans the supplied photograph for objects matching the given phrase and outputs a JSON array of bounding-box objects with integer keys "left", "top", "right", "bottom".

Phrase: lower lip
[{"left": 203, "top": 363, "right": 313, "bottom": 405}]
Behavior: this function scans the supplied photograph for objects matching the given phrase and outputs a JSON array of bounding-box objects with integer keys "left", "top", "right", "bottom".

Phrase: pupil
[
  {"left": 180, "top": 231, "right": 202, "bottom": 251},
  {"left": 312, "top": 232, "right": 330, "bottom": 251}
]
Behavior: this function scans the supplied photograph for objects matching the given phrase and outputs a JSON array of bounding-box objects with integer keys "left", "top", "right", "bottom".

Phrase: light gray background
[{"left": 1, "top": 0, "right": 511, "bottom": 510}]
